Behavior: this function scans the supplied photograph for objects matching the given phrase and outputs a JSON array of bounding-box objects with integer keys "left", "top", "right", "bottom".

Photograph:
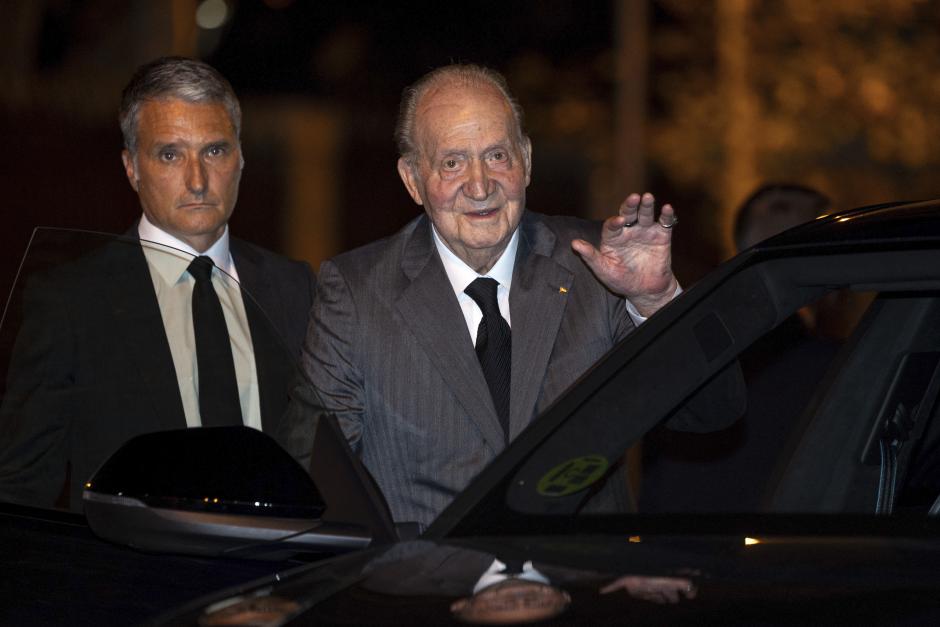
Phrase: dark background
[{"left": 3, "top": 0, "right": 940, "bottom": 303}]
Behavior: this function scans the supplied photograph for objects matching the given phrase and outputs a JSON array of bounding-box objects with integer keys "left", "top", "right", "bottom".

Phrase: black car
[{"left": 5, "top": 200, "right": 940, "bottom": 625}]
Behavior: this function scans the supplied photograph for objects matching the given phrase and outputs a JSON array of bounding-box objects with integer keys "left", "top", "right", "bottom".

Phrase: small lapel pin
[{"left": 558, "top": 286, "right": 568, "bottom": 294}]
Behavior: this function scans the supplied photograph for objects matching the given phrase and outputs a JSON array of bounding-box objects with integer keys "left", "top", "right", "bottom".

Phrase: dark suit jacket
[
  {"left": 0, "top": 233, "right": 315, "bottom": 510},
  {"left": 283, "top": 211, "right": 741, "bottom": 528}
]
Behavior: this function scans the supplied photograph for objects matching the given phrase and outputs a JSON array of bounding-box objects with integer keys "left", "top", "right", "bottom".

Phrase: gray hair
[
  {"left": 119, "top": 56, "right": 242, "bottom": 156},
  {"left": 395, "top": 64, "right": 527, "bottom": 167}
]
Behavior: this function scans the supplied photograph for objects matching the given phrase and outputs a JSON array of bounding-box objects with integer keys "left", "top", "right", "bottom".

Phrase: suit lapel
[
  {"left": 394, "top": 216, "right": 506, "bottom": 450},
  {"left": 231, "top": 240, "right": 289, "bottom": 434},
  {"left": 508, "top": 213, "right": 573, "bottom": 439},
  {"left": 103, "top": 238, "right": 187, "bottom": 430}
]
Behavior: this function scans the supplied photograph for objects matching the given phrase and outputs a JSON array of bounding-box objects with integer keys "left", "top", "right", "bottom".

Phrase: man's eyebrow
[
  {"left": 436, "top": 142, "right": 511, "bottom": 158},
  {"left": 151, "top": 138, "right": 232, "bottom": 150},
  {"left": 483, "top": 142, "right": 511, "bottom": 153},
  {"left": 151, "top": 141, "right": 181, "bottom": 152}
]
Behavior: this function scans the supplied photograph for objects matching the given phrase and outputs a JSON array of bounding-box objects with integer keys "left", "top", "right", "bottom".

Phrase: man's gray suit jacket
[{"left": 285, "top": 211, "right": 740, "bottom": 528}]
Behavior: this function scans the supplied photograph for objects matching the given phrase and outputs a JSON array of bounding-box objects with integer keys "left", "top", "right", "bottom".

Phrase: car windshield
[
  {"left": 430, "top": 202, "right": 940, "bottom": 537},
  {"left": 0, "top": 227, "right": 307, "bottom": 513}
]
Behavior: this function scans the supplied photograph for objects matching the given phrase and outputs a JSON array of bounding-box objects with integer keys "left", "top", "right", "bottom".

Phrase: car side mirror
[{"left": 83, "top": 425, "right": 376, "bottom": 560}]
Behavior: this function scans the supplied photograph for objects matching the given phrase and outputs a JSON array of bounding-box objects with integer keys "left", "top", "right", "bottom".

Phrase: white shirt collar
[
  {"left": 137, "top": 213, "right": 236, "bottom": 279},
  {"left": 431, "top": 223, "right": 519, "bottom": 294},
  {"left": 472, "top": 559, "right": 550, "bottom": 594},
  {"left": 137, "top": 215, "right": 238, "bottom": 285}
]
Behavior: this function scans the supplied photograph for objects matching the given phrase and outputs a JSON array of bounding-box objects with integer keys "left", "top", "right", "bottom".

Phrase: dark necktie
[
  {"left": 188, "top": 256, "right": 243, "bottom": 427},
  {"left": 499, "top": 558, "right": 526, "bottom": 575},
  {"left": 465, "top": 277, "right": 511, "bottom": 440}
]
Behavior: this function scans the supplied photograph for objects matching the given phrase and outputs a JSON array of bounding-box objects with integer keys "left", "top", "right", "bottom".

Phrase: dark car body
[
  {"left": 5, "top": 200, "right": 940, "bottom": 624},
  {"left": 0, "top": 501, "right": 299, "bottom": 625},
  {"left": 159, "top": 525, "right": 940, "bottom": 625}
]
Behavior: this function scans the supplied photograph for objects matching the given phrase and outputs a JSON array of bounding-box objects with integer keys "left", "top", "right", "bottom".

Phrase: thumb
[{"left": 571, "top": 239, "right": 600, "bottom": 268}]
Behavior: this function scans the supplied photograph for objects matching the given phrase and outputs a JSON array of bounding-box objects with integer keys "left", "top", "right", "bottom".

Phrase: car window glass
[
  {"left": 531, "top": 283, "right": 940, "bottom": 520},
  {"left": 639, "top": 288, "right": 875, "bottom": 514},
  {"left": 766, "top": 289, "right": 940, "bottom": 515},
  {"left": 0, "top": 228, "right": 306, "bottom": 513}
]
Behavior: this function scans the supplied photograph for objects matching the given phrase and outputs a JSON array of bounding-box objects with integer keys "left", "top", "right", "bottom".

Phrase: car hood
[{"left": 159, "top": 522, "right": 940, "bottom": 625}]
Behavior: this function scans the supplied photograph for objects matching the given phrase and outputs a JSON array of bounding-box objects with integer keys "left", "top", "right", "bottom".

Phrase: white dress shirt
[
  {"left": 472, "top": 558, "right": 551, "bottom": 594},
  {"left": 431, "top": 225, "right": 667, "bottom": 342},
  {"left": 433, "top": 226, "right": 518, "bottom": 345},
  {"left": 138, "top": 215, "right": 262, "bottom": 430}
]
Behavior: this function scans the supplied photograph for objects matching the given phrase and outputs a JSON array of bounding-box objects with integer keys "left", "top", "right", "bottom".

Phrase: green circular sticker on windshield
[{"left": 536, "top": 454, "right": 609, "bottom": 497}]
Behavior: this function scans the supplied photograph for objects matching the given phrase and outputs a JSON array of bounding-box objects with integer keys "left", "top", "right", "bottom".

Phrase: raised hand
[
  {"left": 571, "top": 192, "right": 679, "bottom": 317},
  {"left": 599, "top": 575, "right": 697, "bottom": 604}
]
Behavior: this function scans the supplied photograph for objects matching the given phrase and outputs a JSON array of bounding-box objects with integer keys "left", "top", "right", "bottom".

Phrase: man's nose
[
  {"left": 463, "top": 160, "right": 490, "bottom": 201},
  {"left": 186, "top": 157, "right": 208, "bottom": 195}
]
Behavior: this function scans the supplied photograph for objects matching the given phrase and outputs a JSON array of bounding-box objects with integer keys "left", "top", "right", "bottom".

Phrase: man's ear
[
  {"left": 522, "top": 136, "right": 533, "bottom": 187},
  {"left": 121, "top": 150, "right": 139, "bottom": 192},
  {"left": 397, "top": 157, "right": 424, "bottom": 206}
]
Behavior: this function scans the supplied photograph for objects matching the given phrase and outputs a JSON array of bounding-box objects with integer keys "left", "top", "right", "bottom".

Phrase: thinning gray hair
[
  {"left": 119, "top": 56, "right": 242, "bottom": 156},
  {"left": 395, "top": 64, "right": 527, "bottom": 167}
]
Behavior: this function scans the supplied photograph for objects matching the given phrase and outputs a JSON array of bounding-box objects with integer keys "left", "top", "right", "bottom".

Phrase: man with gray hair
[
  {"left": 0, "top": 56, "right": 316, "bottom": 510},
  {"left": 284, "top": 63, "right": 742, "bottom": 529}
]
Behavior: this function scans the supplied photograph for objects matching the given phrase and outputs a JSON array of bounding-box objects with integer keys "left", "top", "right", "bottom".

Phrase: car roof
[{"left": 756, "top": 199, "right": 940, "bottom": 251}]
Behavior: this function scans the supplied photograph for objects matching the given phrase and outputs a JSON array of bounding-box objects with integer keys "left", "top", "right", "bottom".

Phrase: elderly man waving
[{"left": 284, "top": 64, "right": 741, "bottom": 529}]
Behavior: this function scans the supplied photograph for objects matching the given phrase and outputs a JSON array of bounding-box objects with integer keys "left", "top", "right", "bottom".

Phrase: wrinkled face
[
  {"left": 122, "top": 99, "right": 242, "bottom": 252},
  {"left": 398, "top": 83, "right": 531, "bottom": 274}
]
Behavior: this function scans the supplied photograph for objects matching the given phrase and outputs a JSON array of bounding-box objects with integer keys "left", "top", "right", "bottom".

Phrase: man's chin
[
  {"left": 165, "top": 224, "right": 227, "bottom": 251},
  {"left": 457, "top": 219, "right": 515, "bottom": 246}
]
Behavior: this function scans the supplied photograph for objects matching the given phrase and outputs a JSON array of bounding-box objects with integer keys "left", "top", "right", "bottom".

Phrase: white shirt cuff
[{"left": 625, "top": 283, "right": 683, "bottom": 326}]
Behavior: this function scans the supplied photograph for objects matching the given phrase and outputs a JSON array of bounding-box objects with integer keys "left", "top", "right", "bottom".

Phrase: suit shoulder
[
  {"left": 326, "top": 216, "right": 423, "bottom": 283},
  {"left": 22, "top": 236, "right": 145, "bottom": 292},
  {"left": 231, "top": 237, "right": 313, "bottom": 276}
]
